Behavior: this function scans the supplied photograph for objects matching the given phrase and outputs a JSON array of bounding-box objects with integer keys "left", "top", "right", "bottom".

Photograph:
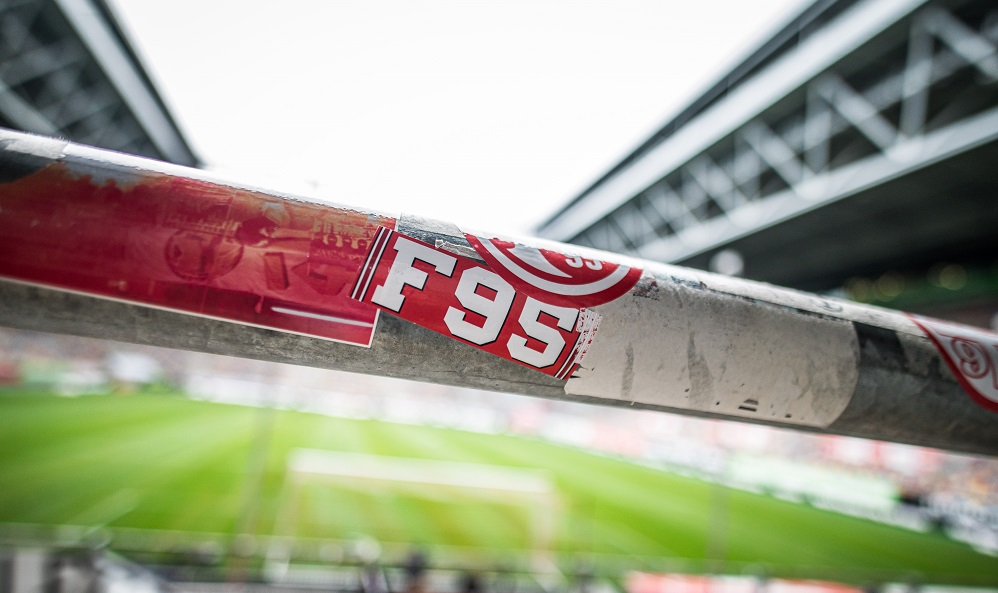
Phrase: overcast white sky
[{"left": 111, "top": 0, "right": 805, "bottom": 235}]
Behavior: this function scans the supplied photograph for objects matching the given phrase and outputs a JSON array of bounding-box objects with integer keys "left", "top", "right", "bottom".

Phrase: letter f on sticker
[{"left": 371, "top": 237, "right": 457, "bottom": 312}]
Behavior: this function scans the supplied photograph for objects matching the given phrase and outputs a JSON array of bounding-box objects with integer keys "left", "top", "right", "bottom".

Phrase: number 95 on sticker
[{"left": 351, "top": 228, "right": 598, "bottom": 380}]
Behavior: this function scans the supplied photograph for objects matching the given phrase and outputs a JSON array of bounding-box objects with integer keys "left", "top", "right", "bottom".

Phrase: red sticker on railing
[
  {"left": 910, "top": 315, "right": 998, "bottom": 412},
  {"left": 351, "top": 228, "right": 599, "bottom": 380},
  {"left": 465, "top": 234, "right": 641, "bottom": 308},
  {"left": 0, "top": 163, "right": 391, "bottom": 346}
]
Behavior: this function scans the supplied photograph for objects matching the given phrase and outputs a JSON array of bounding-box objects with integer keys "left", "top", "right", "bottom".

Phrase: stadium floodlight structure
[{"left": 1, "top": 129, "right": 998, "bottom": 456}]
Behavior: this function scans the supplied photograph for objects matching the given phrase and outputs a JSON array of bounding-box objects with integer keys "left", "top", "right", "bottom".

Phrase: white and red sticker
[
  {"left": 352, "top": 228, "right": 600, "bottom": 380},
  {"left": 465, "top": 235, "right": 642, "bottom": 308},
  {"left": 910, "top": 315, "right": 998, "bottom": 412}
]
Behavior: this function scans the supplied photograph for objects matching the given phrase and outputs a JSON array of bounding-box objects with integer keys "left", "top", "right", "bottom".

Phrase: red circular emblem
[
  {"left": 465, "top": 234, "right": 641, "bottom": 308},
  {"left": 910, "top": 314, "right": 998, "bottom": 412}
]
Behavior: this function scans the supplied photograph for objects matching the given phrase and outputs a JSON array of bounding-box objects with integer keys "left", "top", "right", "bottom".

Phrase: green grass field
[{"left": 1, "top": 391, "right": 997, "bottom": 585}]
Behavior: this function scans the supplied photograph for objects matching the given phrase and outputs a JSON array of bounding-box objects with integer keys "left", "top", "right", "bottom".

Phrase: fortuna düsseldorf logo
[
  {"left": 351, "top": 228, "right": 600, "bottom": 380},
  {"left": 465, "top": 235, "right": 641, "bottom": 308},
  {"left": 910, "top": 315, "right": 998, "bottom": 413}
]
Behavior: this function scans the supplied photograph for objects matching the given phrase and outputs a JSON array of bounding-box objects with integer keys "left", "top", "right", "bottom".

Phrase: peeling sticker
[
  {"left": 0, "top": 163, "right": 390, "bottom": 346},
  {"left": 565, "top": 278, "right": 860, "bottom": 427},
  {"left": 352, "top": 228, "right": 599, "bottom": 380},
  {"left": 465, "top": 234, "right": 642, "bottom": 308},
  {"left": 910, "top": 315, "right": 998, "bottom": 412}
]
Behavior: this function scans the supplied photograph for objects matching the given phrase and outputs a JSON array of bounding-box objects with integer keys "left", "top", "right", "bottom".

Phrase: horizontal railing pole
[{"left": 1, "top": 128, "right": 997, "bottom": 455}]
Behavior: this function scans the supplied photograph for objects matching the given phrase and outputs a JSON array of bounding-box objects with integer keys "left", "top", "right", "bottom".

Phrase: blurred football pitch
[{"left": 1, "top": 391, "right": 997, "bottom": 585}]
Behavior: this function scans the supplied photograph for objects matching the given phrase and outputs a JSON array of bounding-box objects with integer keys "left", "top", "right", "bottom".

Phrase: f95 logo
[{"left": 351, "top": 228, "right": 598, "bottom": 380}]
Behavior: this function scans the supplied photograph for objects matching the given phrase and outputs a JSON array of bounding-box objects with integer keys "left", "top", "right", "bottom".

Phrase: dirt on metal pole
[{"left": 1, "top": 128, "right": 997, "bottom": 455}]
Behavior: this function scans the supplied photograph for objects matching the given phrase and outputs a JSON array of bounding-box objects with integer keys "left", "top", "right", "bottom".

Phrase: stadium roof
[
  {"left": 534, "top": 0, "right": 998, "bottom": 308},
  {"left": 537, "top": 0, "right": 856, "bottom": 230},
  {"left": 0, "top": 0, "right": 197, "bottom": 166}
]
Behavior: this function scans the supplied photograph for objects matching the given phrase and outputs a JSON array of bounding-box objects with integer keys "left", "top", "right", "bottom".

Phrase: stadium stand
[{"left": 3, "top": 0, "right": 998, "bottom": 590}]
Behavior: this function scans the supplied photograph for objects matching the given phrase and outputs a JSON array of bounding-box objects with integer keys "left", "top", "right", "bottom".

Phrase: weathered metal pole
[{"left": 1, "top": 128, "right": 997, "bottom": 455}]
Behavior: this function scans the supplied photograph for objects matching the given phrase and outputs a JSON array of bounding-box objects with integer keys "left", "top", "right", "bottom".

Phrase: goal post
[{"left": 269, "top": 449, "right": 559, "bottom": 569}]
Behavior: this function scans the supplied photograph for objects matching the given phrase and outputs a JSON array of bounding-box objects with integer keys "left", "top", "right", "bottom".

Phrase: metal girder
[
  {"left": 0, "top": 0, "right": 196, "bottom": 165},
  {"left": 637, "top": 105, "right": 998, "bottom": 269},
  {"left": 2, "top": 129, "right": 998, "bottom": 456},
  {"left": 53, "top": 0, "right": 192, "bottom": 164},
  {"left": 538, "top": 0, "right": 998, "bottom": 279},
  {"left": 0, "top": 78, "right": 58, "bottom": 134}
]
